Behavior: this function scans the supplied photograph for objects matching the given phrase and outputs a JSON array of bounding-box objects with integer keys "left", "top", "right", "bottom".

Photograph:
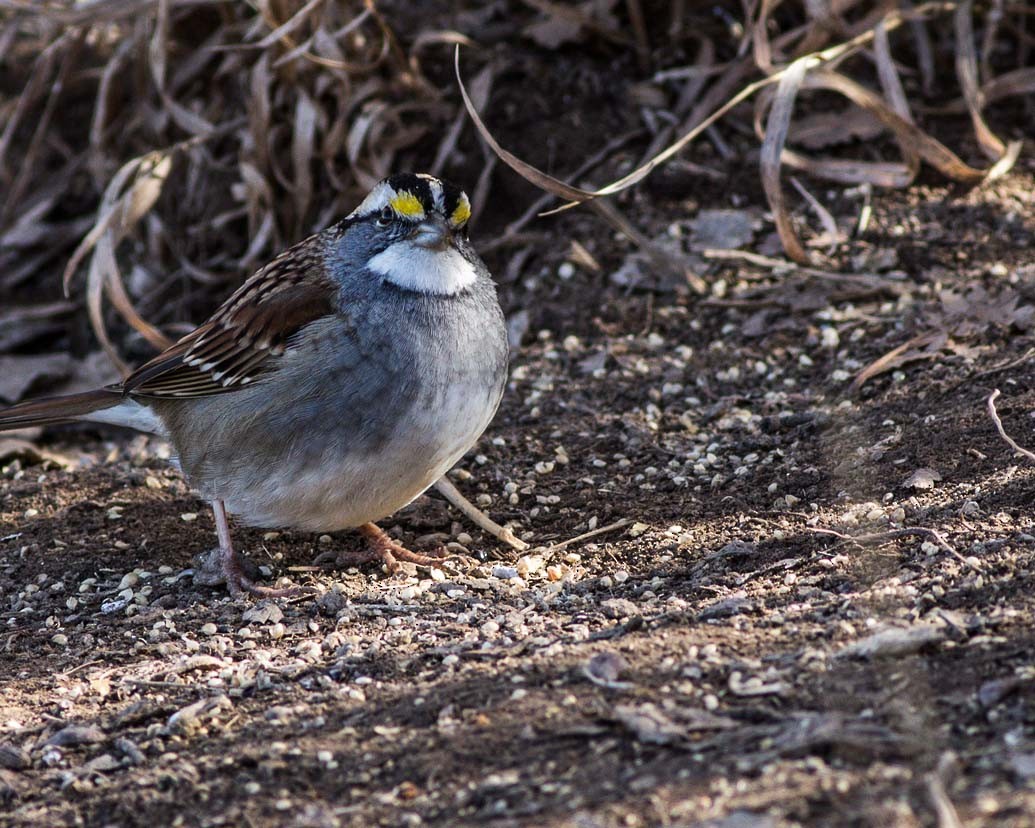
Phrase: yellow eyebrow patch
[
  {"left": 389, "top": 190, "right": 425, "bottom": 218},
  {"left": 451, "top": 195, "right": 471, "bottom": 226}
]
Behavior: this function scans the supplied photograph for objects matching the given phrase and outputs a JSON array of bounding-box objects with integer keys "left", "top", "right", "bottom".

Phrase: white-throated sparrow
[{"left": 0, "top": 174, "right": 509, "bottom": 597}]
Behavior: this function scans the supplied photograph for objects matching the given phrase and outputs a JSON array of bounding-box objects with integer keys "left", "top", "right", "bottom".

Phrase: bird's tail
[{"left": 0, "top": 389, "right": 123, "bottom": 431}]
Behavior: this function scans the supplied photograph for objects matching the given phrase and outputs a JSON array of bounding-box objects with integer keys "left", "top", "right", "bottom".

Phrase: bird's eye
[{"left": 376, "top": 206, "right": 394, "bottom": 227}]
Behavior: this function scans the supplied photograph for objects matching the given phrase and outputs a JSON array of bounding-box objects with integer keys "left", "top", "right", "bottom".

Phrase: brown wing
[{"left": 123, "top": 238, "right": 336, "bottom": 398}]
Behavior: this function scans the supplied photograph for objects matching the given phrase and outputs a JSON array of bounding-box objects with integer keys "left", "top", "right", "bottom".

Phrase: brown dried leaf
[
  {"left": 836, "top": 624, "right": 944, "bottom": 659},
  {"left": 455, "top": 47, "right": 600, "bottom": 204},
  {"left": 954, "top": 1, "right": 1004, "bottom": 161},
  {"left": 521, "top": 0, "right": 624, "bottom": 48},
  {"left": 759, "top": 56, "right": 813, "bottom": 264},
  {"left": 789, "top": 177, "right": 844, "bottom": 249},
  {"left": 902, "top": 467, "right": 942, "bottom": 490},
  {"left": 432, "top": 61, "right": 494, "bottom": 176},
  {"left": 255, "top": 0, "right": 328, "bottom": 48},
  {"left": 804, "top": 71, "right": 988, "bottom": 184},
  {"left": 873, "top": 21, "right": 913, "bottom": 123},
  {"left": 62, "top": 150, "right": 174, "bottom": 372},
  {"left": 851, "top": 331, "right": 948, "bottom": 391},
  {"left": 45, "top": 724, "right": 106, "bottom": 747},
  {"left": 292, "top": 90, "right": 319, "bottom": 235},
  {"left": 613, "top": 703, "right": 685, "bottom": 745},
  {"left": 524, "top": 14, "right": 582, "bottom": 48},
  {"left": 583, "top": 651, "right": 631, "bottom": 688},
  {"left": 0, "top": 300, "right": 75, "bottom": 351},
  {"left": 787, "top": 109, "right": 883, "bottom": 150}
]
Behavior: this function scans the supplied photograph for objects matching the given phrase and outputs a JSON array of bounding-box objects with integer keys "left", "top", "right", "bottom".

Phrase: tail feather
[{"left": 0, "top": 389, "right": 123, "bottom": 431}]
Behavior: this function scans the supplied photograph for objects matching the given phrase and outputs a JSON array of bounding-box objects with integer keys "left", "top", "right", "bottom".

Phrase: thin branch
[
  {"left": 538, "top": 519, "right": 632, "bottom": 555},
  {"left": 434, "top": 476, "right": 528, "bottom": 551},
  {"left": 807, "top": 526, "right": 979, "bottom": 571},
  {"left": 987, "top": 389, "right": 1035, "bottom": 462}
]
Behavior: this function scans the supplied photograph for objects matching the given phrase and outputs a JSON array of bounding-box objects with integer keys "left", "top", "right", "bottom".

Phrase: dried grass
[
  {"left": 1, "top": 0, "right": 448, "bottom": 348},
  {"left": 459, "top": 1, "right": 1030, "bottom": 263},
  {"left": 0, "top": 0, "right": 1032, "bottom": 353}
]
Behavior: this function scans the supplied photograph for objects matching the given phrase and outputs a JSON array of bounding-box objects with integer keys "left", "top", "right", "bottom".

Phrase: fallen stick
[
  {"left": 987, "top": 389, "right": 1035, "bottom": 463},
  {"left": 807, "top": 526, "right": 979, "bottom": 572},
  {"left": 433, "top": 476, "right": 528, "bottom": 551},
  {"left": 538, "top": 518, "right": 632, "bottom": 555}
]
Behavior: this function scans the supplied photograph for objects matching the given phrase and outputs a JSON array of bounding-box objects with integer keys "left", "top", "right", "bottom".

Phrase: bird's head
[{"left": 334, "top": 173, "right": 479, "bottom": 297}]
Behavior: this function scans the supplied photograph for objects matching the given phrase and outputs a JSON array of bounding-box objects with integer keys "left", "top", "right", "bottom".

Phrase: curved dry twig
[{"left": 987, "top": 389, "right": 1035, "bottom": 464}]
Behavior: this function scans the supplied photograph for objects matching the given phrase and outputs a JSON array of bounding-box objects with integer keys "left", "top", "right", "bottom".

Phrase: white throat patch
[{"left": 368, "top": 242, "right": 478, "bottom": 296}]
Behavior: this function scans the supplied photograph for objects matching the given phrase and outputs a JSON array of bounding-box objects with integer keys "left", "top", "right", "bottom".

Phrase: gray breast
[{"left": 154, "top": 274, "right": 507, "bottom": 531}]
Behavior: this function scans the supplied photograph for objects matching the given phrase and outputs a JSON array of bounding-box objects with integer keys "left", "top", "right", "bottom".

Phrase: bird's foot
[
  {"left": 193, "top": 546, "right": 304, "bottom": 599},
  {"left": 315, "top": 523, "right": 453, "bottom": 575}
]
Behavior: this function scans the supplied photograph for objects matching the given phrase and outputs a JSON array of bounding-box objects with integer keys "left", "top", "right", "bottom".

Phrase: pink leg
[
  {"left": 204, "top": 500, "right": 301, "bottom": 598},
  {"left": 315, "top": 522, "right": 450, "bottom": 574}
]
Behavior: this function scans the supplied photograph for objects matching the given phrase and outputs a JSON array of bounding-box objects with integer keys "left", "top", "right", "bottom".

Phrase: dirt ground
[
  {"left": 4, "top": 162, "right": 1035, "bottom": 826},
  {"left": 4, "top": 15, "right": 1035, "bottom": 826}
]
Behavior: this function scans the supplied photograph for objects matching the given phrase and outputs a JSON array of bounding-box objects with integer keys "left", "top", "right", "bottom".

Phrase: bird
[{"left": 0, "top": 173, "right": 509, "bottom": 598}]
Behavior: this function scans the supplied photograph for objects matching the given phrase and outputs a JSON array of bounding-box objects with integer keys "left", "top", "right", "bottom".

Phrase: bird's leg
[
  {"left": 193, "top": 500, "right": 301, "bottom": 598},
  {"left": 316, "top": 522, "right": 450, "bottom": 574}
]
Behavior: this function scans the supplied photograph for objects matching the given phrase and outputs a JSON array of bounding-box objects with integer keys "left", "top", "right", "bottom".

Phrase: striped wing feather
[{"left": 123, "top": 240, "right": 336, "bottom": 399}]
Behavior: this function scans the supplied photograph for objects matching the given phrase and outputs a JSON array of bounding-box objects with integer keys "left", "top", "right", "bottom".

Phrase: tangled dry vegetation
[{"left": 1, "top": 0, "right": 1033, "bottom": 369}]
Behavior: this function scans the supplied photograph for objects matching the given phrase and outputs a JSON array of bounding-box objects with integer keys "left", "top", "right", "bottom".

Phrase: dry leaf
[
  {"left": 852, "top": 331, "right": 948, "bottom": 391},
  {"left": 689, "top": 209, "right": 757, "bottom": 251},
  {"left": 759, "top": 55, "right": 813, "bottom": 264},
  {"left": 613, "top": 703, "right": 685, "bottom": 745}
]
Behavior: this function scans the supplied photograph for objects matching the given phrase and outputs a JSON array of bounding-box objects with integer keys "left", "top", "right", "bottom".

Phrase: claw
[{"left": 320, "top": 523, "right": 455, "bottom": 574}]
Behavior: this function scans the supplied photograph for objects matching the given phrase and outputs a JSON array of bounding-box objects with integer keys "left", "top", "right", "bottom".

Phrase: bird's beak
[{"left": 409, "top": 215, "right": 452, "bottom": 251}]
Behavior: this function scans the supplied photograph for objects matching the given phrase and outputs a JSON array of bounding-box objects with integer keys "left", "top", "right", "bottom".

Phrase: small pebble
[{"left": 516, "top": 555, "right": 545, "bottom": 577}]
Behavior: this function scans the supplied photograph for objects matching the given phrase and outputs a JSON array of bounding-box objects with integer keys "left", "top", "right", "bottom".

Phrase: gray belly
[
  {"left": 223, "top": 378, "right": 499, "bottom": 531},
  {"left": 155, "top": 295, "right": 507, "bottom": 532}
]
